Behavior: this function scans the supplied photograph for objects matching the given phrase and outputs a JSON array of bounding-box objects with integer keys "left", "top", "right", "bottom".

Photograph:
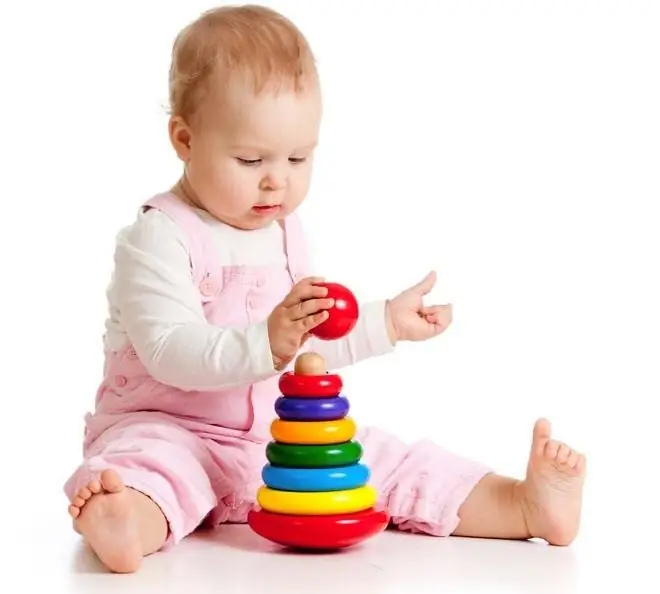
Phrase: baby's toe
[
  {"left": 78, "top": 487, "right": 93, "bottom": 500},
  {"left": 100, "top": 469, "right": 124, "bottom": 493},
  {"left": 544, "top": 439, "right": 560, "bottom": 460},
  {"left": 556, "top": 444, "right": 571, "bottom": 465},
  {"left": 566, "top": 450, "right": 580, "bottom": 468}
]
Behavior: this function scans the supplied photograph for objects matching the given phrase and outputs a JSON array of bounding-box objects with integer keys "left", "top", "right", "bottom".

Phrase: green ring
[{"left": 265, "top": 440, "right": 363, "bottom": 468}]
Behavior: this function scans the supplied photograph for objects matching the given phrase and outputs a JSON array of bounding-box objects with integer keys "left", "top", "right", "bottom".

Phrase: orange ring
[
  {"left": 271, "top": 417, "right": 356, "bottom": 444},
  {"left": 279, "top": 371, "right": 342, "bottom": 398}
]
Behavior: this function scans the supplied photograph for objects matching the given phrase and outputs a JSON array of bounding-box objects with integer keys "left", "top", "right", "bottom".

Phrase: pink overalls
[{"left": 64, "top": 192, "right": 491, "bottom": 545}]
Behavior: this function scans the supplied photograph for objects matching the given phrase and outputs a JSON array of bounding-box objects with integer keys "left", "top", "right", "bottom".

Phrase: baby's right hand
[{"left": 267, "top": 277, "right": 335, "bottom": 370}]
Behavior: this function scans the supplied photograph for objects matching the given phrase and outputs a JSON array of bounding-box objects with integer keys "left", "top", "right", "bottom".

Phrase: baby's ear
[{"left": 168, "top": 115, "right": 192, "bottom": 162}]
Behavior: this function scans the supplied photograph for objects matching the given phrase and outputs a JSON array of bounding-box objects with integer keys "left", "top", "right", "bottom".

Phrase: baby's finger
[
  {"left": 281, "top": 277, "right": 327, "bottom": 307},
  {"left": 420, "top": 303, "right": 452, "bottom": 315},
  {"left": 421, "top": 304, "right": 452, "bottom": 321},
  {"left": 294, "top": 276, "right": 325, "bottom": 289},
  {"left": 291, "top": 297, "right": 335, "bottom": 320},
  {"left": 296, "top": 310, "right": 329, "bottom": 333},
  {"left": 424, "top": 313, "right": 444, "bottom": 325}
]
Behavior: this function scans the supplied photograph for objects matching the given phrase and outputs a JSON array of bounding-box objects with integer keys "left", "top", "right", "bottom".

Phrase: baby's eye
[
  {"left": 289, "top": 157, "right": 306, "bottom": 164},
  {"left": 236, "top": 157, "right": 261, "bottom": 166}
]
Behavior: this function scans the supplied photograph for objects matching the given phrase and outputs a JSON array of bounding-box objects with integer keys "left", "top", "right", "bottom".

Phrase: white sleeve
[
  {"left": 306, "top": 299, "right": 395, "bottom": 371},
  {"left": 112, "top": 209, "right": 277, "bottom": 391}
]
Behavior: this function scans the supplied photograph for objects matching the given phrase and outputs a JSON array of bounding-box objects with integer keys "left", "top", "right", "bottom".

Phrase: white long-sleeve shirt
[{"left": 103, "top": 205, "right": 394, "bottom": 391}]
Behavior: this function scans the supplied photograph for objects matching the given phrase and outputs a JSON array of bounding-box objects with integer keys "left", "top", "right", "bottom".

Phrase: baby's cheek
[
  {"left": 215, "top": 167, "right": 255, "bottom": 208},
  {"left": 288, "top": 169, "right": 313, "bottom": 202}
]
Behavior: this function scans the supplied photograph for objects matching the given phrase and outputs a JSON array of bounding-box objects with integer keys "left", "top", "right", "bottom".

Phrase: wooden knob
[{"left": 294, "top": 352, "right": 327, "bottom": 376}]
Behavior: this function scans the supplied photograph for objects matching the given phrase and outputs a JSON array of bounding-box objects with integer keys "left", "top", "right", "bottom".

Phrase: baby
[{"left": 64, "top": 4, "right": 586, "bottom": 574}]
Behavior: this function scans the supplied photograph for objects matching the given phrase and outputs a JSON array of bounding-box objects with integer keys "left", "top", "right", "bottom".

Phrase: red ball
[{"left": 311, "top": 282, "right": 359, "bottom": 340}]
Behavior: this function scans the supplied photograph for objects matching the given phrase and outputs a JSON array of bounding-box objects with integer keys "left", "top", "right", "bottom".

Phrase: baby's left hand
[{"left": 385, "top": 271, "right": 453, "bottom": 344}]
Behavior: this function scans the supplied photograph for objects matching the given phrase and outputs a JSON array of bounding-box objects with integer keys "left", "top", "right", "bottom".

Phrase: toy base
[{"left": 247, "top": 507, "right": 389, "bottom": 550}]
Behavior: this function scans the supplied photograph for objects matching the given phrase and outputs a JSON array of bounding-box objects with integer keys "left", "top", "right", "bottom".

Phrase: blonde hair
[{"left": 168, "top": 4, "right": 318, "bottom": 124}]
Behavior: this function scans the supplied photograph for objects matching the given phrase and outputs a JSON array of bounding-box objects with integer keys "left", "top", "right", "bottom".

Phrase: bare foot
[
  {"left": 517, "top": 418, "right": 586, "bottom": 545},
  {"left": 68, "top": 469, "right": 142, "bottom": 573}
]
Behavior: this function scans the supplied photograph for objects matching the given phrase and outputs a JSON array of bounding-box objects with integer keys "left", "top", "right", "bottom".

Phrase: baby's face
[{"left": 183, "top": 77, "right": 322, "bottom": 230}]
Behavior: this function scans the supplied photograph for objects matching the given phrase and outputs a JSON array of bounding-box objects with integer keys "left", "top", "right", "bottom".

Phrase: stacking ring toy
[
  {"left": 257, "top": 485, "right": 377, "bottom": 515},
  {"left": 249, "top": 348, "right": 390, "bottom": 551},
  {"left": 262, "top": 463, "right": 370, "bottom": 492},
  {"left": 247, "top": 507, "right": 389, "bottom": 550},
  {"left": 265, "top": 440, "right": 363, "bottom": 468},
  {"left": 274, "top": 395, "right": 349, "bottom": 421},
  {"left": 270, "top": 417, "right": 356, "bottom": 444},
  {"left": 279, "top": 371, "right": 342, "bottom": 398}
]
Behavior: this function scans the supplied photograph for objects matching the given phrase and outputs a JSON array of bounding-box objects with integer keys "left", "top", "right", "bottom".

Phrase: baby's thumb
[{"left": 410, "top": 270, "right": 437, "bottom": 295}]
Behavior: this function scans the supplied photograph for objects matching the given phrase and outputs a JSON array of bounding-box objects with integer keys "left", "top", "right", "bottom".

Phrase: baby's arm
[{"left": 112, "top": 210, "right": 276, "bottom": 391}]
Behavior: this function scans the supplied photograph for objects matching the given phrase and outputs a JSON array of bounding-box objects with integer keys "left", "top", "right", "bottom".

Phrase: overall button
[
  {"left": 199, "top": 276, "right": 217, "bottom": 297},
  {"left": 114, "top": 375, "right": 128, "bottom": 388},
  {"left": 126, "top": 347, "right": 138, "bottom": 361}
]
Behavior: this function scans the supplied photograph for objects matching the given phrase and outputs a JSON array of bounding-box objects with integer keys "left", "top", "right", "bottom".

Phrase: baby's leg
[
  {"left": 360, "top": 417, "right": 586, "bottom": 545},
  {"left": 64, "top": 419, "right": 218, "bottom": 573}
]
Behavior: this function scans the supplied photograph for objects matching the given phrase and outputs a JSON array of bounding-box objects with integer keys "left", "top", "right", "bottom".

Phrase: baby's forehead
[{"left": 201, "top": 80, "right": 321, "bottom": 148}]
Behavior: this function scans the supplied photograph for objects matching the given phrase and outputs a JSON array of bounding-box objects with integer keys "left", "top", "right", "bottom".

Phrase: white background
[{"left": 1, "top": 0, "right": 658, "bottom": 592}]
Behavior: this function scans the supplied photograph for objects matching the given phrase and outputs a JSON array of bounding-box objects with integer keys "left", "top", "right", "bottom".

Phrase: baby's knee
[{"left": 359, "top": 429, "right": 492, "bottom": 536}]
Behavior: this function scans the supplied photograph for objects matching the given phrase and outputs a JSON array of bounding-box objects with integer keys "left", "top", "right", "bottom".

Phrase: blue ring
[
  {"left": 262, "top": 463, "right": 370, "bottom": 492},
  {"left": 274, "top": 395, "right": 349, "bottom": 421}
]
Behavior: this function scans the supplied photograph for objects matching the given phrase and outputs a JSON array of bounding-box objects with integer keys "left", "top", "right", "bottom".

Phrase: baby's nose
[{"left": 259, "top": 169, "right": 287, "bottom": 191}]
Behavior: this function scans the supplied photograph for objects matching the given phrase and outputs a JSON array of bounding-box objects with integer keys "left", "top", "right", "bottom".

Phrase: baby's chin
[
  {"left": 197, "top": 203, "right": 284, "bottom": 230},
  {"left": 224, "top": 210, "right": 285, "bottom": 231}
]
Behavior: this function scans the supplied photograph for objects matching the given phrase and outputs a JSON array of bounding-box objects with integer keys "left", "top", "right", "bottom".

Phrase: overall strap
[
  {"left": 281, "top": 212, "right": 312, "bottom": 283},
  {"left": 141, "top": 192, "right": 216, "bottom": 286}
]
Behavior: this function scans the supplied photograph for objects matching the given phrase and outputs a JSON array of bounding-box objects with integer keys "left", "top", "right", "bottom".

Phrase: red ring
[
  {"left": 248, "top": 507, "right": 389, "bottom": 550},
  {"left": 278, "top": 372, "right": 342, "bottom": 398}
]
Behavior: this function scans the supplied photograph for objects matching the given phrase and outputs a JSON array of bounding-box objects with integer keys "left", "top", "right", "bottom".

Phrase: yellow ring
[
  {"left": 270, "top": 417, "right": 356, "bottom": 444},
  {"left": 256, "top": 485, "right": 377, "bottom": 515}
]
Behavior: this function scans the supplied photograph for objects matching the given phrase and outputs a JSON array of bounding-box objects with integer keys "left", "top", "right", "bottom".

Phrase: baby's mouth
[{"left": 252, "top": 204, "right": 281, "bottom": 214}]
